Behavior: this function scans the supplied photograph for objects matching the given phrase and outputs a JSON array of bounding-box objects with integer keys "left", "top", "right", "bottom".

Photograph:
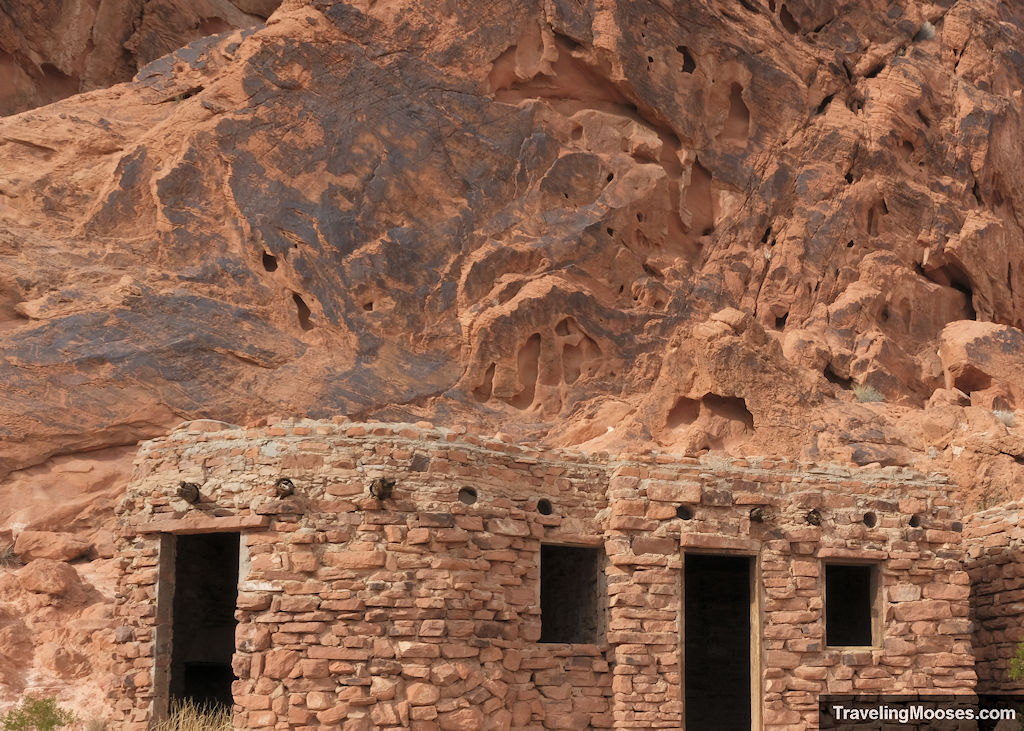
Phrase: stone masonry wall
[
  {"left": 965, "top": 500, "right": 1024, "bottom": 693},
  {"left": 111, "top": 418, "right": 975, "bottom": 730}
]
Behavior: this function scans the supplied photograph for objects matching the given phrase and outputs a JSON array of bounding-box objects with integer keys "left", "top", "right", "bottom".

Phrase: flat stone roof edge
[{"left": 135, "top": 417, "right": 953, "bottom": 489}]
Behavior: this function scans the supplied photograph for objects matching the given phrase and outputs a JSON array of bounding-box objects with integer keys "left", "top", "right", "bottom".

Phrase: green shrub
[
  {"left": 0, "top": 696, "right": 74, "bottom": 731},
  {"left": 153, "top": 699, "right": 232, "bottom": 731},
  {"left": 1010, "top": 640, "right": 1024, "bottom": 681}
]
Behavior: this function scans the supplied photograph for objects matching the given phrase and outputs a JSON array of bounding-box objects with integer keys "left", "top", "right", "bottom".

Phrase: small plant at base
[
  {"left": 153, "top": 699, "right": 232, "bottom": 731},
  {"left": 1010, "top": 640, "right": 1024, "bottom": 681},
  {"left": 0, "top": 543, "right": 18, "bottom": 568},
  {"left": 852, "top": 383, "right": 884, "bottom": 403},
  {"left": 994, "top": 409, "right": 1016, "bottom": 428},
  {"left": 0, "top": 695, "right": 75, "bottom": 731}
]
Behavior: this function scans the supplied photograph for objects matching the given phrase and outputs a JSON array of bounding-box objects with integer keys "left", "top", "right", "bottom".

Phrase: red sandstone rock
[
  {"left": 0, "top": 0, "right": 281, "bottom": 116},
  {"left": 16, "top": 559, "right": 82, "bottom": 596},
  {"left": 0, "top": 0, "right": 1022, "bottom": 500},
  {"left": 13, "top": 530, "right": 91, "bottom": 562}
]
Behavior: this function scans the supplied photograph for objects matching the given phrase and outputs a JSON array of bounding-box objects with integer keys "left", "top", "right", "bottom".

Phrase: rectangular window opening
[
  {"left": 825, "top": 563, "right": 878, "bottom": 647},
  {"left": 540, "top": 544, "right": 603, "bottom": 644}
]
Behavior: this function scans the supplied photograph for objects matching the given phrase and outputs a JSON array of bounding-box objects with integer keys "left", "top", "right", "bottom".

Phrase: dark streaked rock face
[
  {"left": 2, "top": 0, "right": 1024, "bottom": 489},
  {"left": 0, "top": 0, "right": 281, "bottom": 116}
]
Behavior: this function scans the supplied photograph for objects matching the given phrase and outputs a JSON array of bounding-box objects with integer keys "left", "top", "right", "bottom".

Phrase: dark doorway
[
  {"left": 684, "top": 554, "right": 753, "bottom": 730},
  {"left": 170, "top": 533, "right": 239, "bottom": 710}
]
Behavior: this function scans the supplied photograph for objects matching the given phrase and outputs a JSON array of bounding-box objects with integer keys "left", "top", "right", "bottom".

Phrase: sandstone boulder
[
  {"left": 938, "top": 321, "right": 1024, "bottom": 410},
  {"left": 14, "top": 531, "right": 91, "bottom": 562},
  {"left": 17, "top": 559, "right": 83, "bottom": 597}
]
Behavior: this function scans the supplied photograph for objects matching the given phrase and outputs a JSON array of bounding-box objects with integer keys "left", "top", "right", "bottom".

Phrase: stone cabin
[{"left": 112, "top": 417, "right": 1013, "bottom": 730}]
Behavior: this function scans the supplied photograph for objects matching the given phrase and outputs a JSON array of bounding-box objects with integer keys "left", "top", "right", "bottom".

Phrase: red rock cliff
[{"left": 1, "top": 0, "right": 1024, "bottom": 713}]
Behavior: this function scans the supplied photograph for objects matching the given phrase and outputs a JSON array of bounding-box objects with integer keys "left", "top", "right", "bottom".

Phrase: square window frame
[
  {"left": 822, "top": 560, "right": 882, "bottom": 650},
  {"left": 537, "top": 542, "right": 607, "bottom": 646}
]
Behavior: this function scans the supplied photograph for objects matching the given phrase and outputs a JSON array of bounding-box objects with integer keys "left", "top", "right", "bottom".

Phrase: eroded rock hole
[
  {"left": 666, "top": 396, "right": 700, "bottom": 428},
  {"left": 825, "top": 365, "right": 852, "bottom": 389},
  {"left": 642, "top": 261, "right": 664, "bottom": 279},
  {"left": 685, "top": 159, "right": 715, "bottom": 235},
  {"left": 864, "top": 62, "right": 885, "bottom": 79},
  {"left": 292, "top": 292, "right": 313, "bottom": 330},
  {"left": 196, "top": 17, "right": 231, "bottom": 36},
  {"left": 953, "top": 365, "right": 991, "bottom": 394},
  {"left": 677, "top": 45, "right": 696, "bottom": 73},
  {"left": 761, "top": 227, "right": 772, "bottom": 243},
  {"left": 606, "top": 172, "right": 614, "bottom": 182},
  {"left": 362, "top": 301, "right": 374, "bottom": 311},
  {"left": 921, "top": 262, "right": 976, "bottom": 319},
  {"left": 473, "top": 363, "right": 495, "bottom": 402},
  {"left": 507, "top": 334, "right": 541, "bottom": 409},
  {"left": 261, "top": 252, "right": 278, "bottom": 271},
  {"left": 866, "top": 200, "right": 887, "bottom": 237},
  {"left": 775, "top": 312, "right": 788, "bottom": 330},
  {"left": 723, "top": 83, "right": 750, "bottom": 141},
  {"left": 704, "top": 394, "right": 754, "bottom": 432},
  {"left": 562, "top": 334, "right": 600, "bottom": 385},
  {"left": 780, "top": 4, "right": 800, "bottom": 33},
  {"left": 815, "top": 94, "right": 834, "bottom": 115}
]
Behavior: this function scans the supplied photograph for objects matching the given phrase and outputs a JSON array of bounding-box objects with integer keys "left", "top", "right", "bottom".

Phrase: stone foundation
[{"left": 111, "top": 418, "right": 975, "bottom": 730}]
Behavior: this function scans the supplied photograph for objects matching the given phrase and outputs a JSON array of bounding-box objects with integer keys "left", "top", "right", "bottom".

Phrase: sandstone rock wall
[
  {"left": 965, "top": 501, "right": 1024, "bottom": 694},
  {"left": 0, "top": 0, "right": 280, "bottom": 116},
  {"left": 112, "top": 419, "right": 974, "bottom": 730}
]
